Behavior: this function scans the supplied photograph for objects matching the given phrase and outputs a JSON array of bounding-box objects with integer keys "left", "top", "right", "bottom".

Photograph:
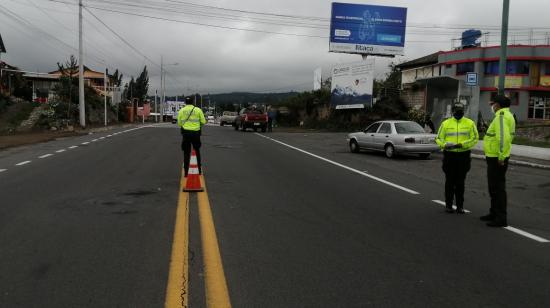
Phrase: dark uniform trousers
[
  {"left": 486, "top": 157, "right": 509, "bottom": 223},
  {"left": 181, "top": 129, "right": 202, "bottom": 176},
  {"left": 442, "top": 150, "right": 471, "bottom": 208}
]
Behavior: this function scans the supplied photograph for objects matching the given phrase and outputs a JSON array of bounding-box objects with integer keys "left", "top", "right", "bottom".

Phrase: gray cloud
[{"left": 1, "top": 0, "right": 549, "bottom": 95}]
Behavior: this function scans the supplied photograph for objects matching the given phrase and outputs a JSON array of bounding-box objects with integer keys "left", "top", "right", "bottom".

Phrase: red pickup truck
[{"left": 234, "top": 107, "right": 268, "bottom": 132}]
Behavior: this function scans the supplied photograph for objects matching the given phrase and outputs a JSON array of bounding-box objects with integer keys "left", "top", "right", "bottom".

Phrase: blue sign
[
  {"left": 466, "top": 72, "right": 478, "bottom": 86},
  {"left": 329, "top": 3, "right": 407, "bottom": 56}
]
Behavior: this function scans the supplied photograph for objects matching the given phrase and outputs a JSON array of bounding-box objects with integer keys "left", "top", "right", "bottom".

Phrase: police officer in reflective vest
[
  {"left": 177, "top": 97, "right": 206, "bottom": 177},
  {"left": 480, "top": 95, "right": 515, "bottom": 227},
  {"left": 436, "top": 103, "right": 479, "bottom": 214}
]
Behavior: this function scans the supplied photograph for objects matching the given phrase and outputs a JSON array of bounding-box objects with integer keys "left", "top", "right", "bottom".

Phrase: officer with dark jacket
[
  {"left": 480, "top": 95, "right": 515, "bottom": 227},
  {"left": 435, "top": 103, "right": 479, "bottom": 213}
]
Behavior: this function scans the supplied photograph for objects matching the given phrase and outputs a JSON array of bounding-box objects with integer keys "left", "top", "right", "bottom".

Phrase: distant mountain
[{"left": 208, "top": 92, "right": 299, "bottom": 106}]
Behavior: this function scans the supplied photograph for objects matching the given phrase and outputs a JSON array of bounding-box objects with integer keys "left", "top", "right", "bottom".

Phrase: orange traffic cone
[{"left": 183, "top": 150, "right": 204, "bottom": 192}]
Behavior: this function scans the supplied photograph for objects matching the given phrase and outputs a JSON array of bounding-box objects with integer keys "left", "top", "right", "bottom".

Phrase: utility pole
[
  {"left": 498, "top": 0, "right": 510, "bottom": 96},
  {"left": 104, "top": 67, "right": 107, "bottom": 126},
  {"left": 155, "top": 89, "right": 158, "bottom": 122},
  {"left": 160, "top": 56, "right": 165, "bottom": 122},
  {"left": 78, "top": 0, "right": 86, "bottom": 128}
]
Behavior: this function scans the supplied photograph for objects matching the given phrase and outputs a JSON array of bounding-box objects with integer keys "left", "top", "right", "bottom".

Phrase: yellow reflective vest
[
  {"left": 177, "top": 105, "right": 206, "bottom": 131},
  {"left": 483, "top": 107, "right": 515, "bottom": 161},
  {"left": 435, "top": 116, "right": 479, "bottom": 152}
]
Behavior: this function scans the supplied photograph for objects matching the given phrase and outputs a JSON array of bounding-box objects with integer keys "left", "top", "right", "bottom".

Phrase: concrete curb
[{"left": 471, "top": 153, "right": 550, "bottom": 169}]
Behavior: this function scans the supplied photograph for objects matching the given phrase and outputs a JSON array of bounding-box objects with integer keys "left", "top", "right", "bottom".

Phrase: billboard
[
  {"left": 331, "top": 59, "right": 375, "bottom": 109},
  {"left": 329, "top": 3, "right": 407, "bottom": 56},
  {"left": 313, "top": 67, "right": 322, "bottom": 90}
]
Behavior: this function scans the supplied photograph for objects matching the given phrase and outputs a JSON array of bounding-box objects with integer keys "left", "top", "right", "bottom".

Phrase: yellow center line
[
  {"left": 164, "top": 171, "right": 190, "bottom": 308},
  {"left": 198, "top": 175, "right": 232, "bottom": 308}
]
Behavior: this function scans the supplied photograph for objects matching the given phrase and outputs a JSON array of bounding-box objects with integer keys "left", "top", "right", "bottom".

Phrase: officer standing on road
[
  {"left": 435, "top": 103, "right": 479, "bottom": 214},
  {"left": 177, "top": 96, "right": 206, "bottom": 177},
  {"left": 480, "top": 95, "right": 515, "bottom": 227}
]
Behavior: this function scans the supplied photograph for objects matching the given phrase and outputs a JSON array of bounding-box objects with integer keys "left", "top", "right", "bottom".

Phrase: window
[
  {"left": 456, "top": 62, "right": 475, "bottom": 75},
  {"left": 378, "top": 123, "right": 392, "bottom": 134},
  {"left": 365, "top": 122, "right": 381, "bottom": 133},
  {"left": 507, "top": 61, "right": 529, "bottom": 74},
  {"left": 395, "top": 122, "right": 425, "bottom": 134},
  {"left": 544, "top": 62, "right": 550, "bottom": 75},
  {"left": 528, "top": 95, "right": 550, "bottom": 120},
  {"left": 490, "top": 91, "right": 519, "bottom": 106},
  {"left": 484, "top": 61, "right": 530, "bottom": 75},
  {"left": 485, "top": 61, "right": 499, "bottom": 75}
]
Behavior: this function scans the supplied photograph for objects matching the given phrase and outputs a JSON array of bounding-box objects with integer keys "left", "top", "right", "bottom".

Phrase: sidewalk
[{"left": 472, "top": 140, "right": 550, "bottom": 169}]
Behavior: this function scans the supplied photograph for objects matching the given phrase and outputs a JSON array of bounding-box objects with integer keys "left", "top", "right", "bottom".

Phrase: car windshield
[{"left": 395, "top": 122, "right": 425, "bottom": 134}]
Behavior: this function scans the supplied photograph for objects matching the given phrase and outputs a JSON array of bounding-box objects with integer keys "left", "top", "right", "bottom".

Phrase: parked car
[
  {"left": 347, "top": 120, "right": 440, "bottom": 158},
  {"left": 207, "top": 115, "right": 215, "bottom": 123},
  {"left": 219, "top": 111, "right": 237, "bottom": 126},
  {"left": 234, "top": 107, "right": 268, "bottom": 132}
]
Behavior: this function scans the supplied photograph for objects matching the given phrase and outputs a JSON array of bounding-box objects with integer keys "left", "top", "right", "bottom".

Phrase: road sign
[{"left": 466, "top": 72, "right": 478, "bottom": 86}]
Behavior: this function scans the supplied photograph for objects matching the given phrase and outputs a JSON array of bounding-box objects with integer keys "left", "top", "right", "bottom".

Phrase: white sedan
[{"left": 347, "top": 120, "right": 440, "bottom": 159}]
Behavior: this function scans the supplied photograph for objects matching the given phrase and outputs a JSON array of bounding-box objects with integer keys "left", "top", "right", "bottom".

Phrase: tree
[
  {"left": 110, "top": 69, "right": 123, "bottom": 88},
  {"left": 124, "top": 77, "right": 135, "bottom": 101},
  {"left": 133, "top": 66, "right": 149, "bottom": 104},
  {"left": 54, "top": 55, "right": 79, "bottom": 119}
]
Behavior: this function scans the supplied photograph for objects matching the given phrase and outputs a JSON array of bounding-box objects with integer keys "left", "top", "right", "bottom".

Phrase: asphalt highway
[{"left": 1, "top": 123, "right": 549, "bottom": 307}]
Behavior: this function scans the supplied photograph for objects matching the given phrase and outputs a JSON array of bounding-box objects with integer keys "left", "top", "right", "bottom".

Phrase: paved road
[{"left": 1, "top": 124, "right": 549, "bottom": 307}]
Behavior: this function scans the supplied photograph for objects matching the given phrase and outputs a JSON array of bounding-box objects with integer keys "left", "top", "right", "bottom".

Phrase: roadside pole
[
  {"left": 155, "top": 89, "right": 158, "bottom": 122},
  {"left": 104, "top": 68, "right": 107, "bottom": 126},
  {"left": 498, "top": 0, "right": 510, "bottom": 95},
  {"left": 78, "top": 0, "right": 86, "bottom": 128}
]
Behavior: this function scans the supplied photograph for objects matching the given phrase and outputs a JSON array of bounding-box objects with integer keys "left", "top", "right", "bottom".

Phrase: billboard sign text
[{"left": 329, "top": 2, "right": 407, "bottom": 56}]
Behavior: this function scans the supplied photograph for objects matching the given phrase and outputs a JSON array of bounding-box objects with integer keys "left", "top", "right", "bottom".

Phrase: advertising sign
[
  {"left": 540, "top": 76, "right": 550, "bottom": 87},
  {"left": 313, "top": 67, "right": 322, "bottom": 91},
  {"left": 329, "top": 3, "right": 407, "bottom": 56},
  {"left": 494, "top": 76, "right": 522, "bottom": 89},
  {"left": 330, "top": 59, "right": 375, "bottom": 109}
]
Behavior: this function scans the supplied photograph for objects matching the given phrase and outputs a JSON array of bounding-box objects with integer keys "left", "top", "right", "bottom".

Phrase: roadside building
[
  {"left": 49, "top": 66, "right": 110, "bottom": 96},
  {"left": 397, "top": 45, "right": 550, "bottom": 127}
]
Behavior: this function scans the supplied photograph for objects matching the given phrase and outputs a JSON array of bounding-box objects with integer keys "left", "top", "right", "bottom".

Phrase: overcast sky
[{"left": 1, "top": 0, "right": 550, "bottom": 95}]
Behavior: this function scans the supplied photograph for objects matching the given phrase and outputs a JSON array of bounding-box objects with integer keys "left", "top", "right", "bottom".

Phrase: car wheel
[
  {"left": 419, "top": 153, "right": 430, "bottom": 159},
  {"left": 220, "top": 122, "right": 224, "bottom": 126},
  {"left": 384, "top": 144, "right": 395, "bottom": 158},
  {"left": 234, "top": 123, "right": 238, "bottom": 131},
  {"left": 349, "top": 140, "right": 360, "bottom": 153},
  {"left": 241, "top": 123, "right": 246, "bottom": 131},
  {"left": 253, "top": 127, "right": 258, "bottom": 132},
  {"left": 261, "top": 127, "right": 266, "bottom": 133}
]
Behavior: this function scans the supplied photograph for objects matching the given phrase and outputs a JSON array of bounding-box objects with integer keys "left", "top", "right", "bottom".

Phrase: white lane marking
[
  {"left": 56, "top": 149, "right": 66, "bottom": 153},
  {"left": 432, "top": 200, "right": 471, "bottom": 213},
  {"left": 0, "top": 169, "right": 7, "bottom": 173},
  {"left": 106, "top": 135, "right": 112, "bottom": 137},
  {"left": 91, "top": 139, "right": 98, "bottom": 142},
  {"left": 39, "top": 154, "right": 53, "bottom": 159},
  {"left": 68, "top": 146, "right": 78, "bottom": 149},
  {"left": 16, "top": 161, "right": 31, "bottom": 166},
  {"left": 99, "top": 137, "right": 105, "bottom": 140},
  {"left": 504, "top": 226, "right": 550, "bottom": 243},
  {"left": 256, "top": 133, "right": 419, "bottom": 195},
  {"left": 81, "top": 142, "right": 90, "bottom": 145}
]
